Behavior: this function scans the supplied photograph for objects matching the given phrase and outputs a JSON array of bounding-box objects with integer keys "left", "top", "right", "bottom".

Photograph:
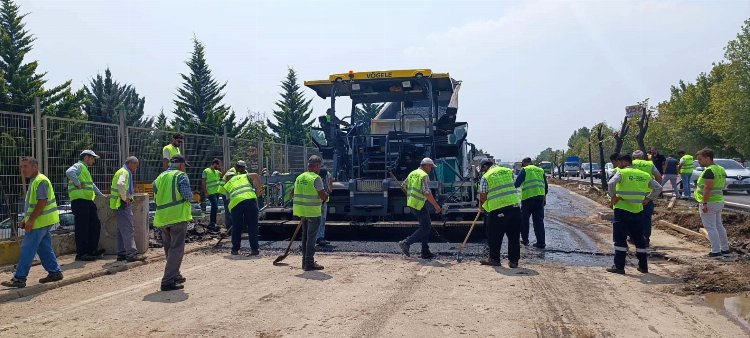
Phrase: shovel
[
  {"left": 273, "top": 219, "right": 304, "bottom": 265},
  {"left": 456, "top": 209, "right": 483, "bottom": 263}
]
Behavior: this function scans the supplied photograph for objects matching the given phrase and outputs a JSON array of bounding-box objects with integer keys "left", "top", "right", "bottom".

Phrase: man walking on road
[
  {"left": 66, "top": 150, "right": 105, "bottom": 261},
  {"left": 153, "top": 155, "right": 192, "bottom": 291},
  {"left": 661, "top": 154, "right": 680, "bottom": 197},
  {"left": 398, "top": 158, "right": 442, "bottom": 259},
  {"left": 223, "top": 170, "right": 263, "bottom": 256},
  {"left": 162, "top": 133, "right": 183, "bottom": 170},
  {"left": 632, "top": 150, "right": 662, "bottom": 246},
  {"left": 202, "top": 159, "right": 223, "bottom": 229},
  {"left": 2, "top": 158, "right": 64, "bottom": 288},
  {"left": 478, "top": 158, "right": 522, "bottom": 268},
  {"left": 110, "top": 156, "right": 146, "bottom": 262},
  {"left": 606, "top": 154, "right": 662, "bottom": 275},
  {"left": 293, "top": 155, "right": 328, "bottom": 271},
  {"left": 677, "top": 150, "right": 694, "bottom": 199},
  {"left": 694, "top": 148, "right": 731, "bottom": 257},
  {"left": 515, "top": 157, "right": 548, "bottom": 249}
]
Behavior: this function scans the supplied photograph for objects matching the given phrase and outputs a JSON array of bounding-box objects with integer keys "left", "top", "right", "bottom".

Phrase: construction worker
[
  {"left": 316, "top": 167, "right": 333, "bottom": 246},
  {"left": 162, "top": 133, "right": 183, "bottom": 170},
  {"left": 677, "top": 150, "right": 694, "bottom": 199},
  {"left": 224, "top": 160, "right": 247, "bottom": 179},
  {"left": 398, "top": 158, "right": 442, "bottom": 259},
  {"left": 202, "top": 159, "right": 224, "bottom": 229},
  {"left": 153, "top": 155, "right": 192, "bottom": 291},
  {"left": 478, "top": 158, "right": 522, "bottom": 268},
  {"left": 66, "top": 150, "right": 105, "bottom": 261},
  {"left": 606, "top": 154, "right": 662, "bottom": 274},
  {"left": 219, "top": 171, "right": 236, "bottom": 229},
  {"left": 694, "top": 148, "right": 730, "bottom": 257},
  {"left": 223, "top": 170, "right": 263, "bottom": 256},
  {"left": 632, "top": 150, "right": 662, "bottom": 247},
  {"left": 1, "top": 157, "right": 63, "bottom": 288},
  {"left": 293, "top": 155, "right": 328, "bottom": 271},
  {"left": 110, "top": 156, "right": 146, "bottom": 262},
  {"left": 516, "top": 157, "right": 548, "bottom": 249}
]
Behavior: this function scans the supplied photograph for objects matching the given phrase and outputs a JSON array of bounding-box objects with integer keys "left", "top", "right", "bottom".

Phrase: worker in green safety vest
[
  {"left": 152, "top": 155, "right": 192, "bottom": 291},
  {"left": 606, "top": 154, "right": 662, "bottom": 275},
  {"left": 202, "top": 158, "right": 224, "bottom": 229},
  {"left": 293, "top": 155, "right": 328, "bottom": 271},
  {"left": 477, "top": 158, "right": 522, "bottom": 268},
  {"left": 223, "top": 170, "right": 263, "bottom": 256},
  {"left": 694, "top": 147, "right": 731, "bottom": 257},
  {"left": 398, "top": 158, "right": 442, "bottom": 260},
  {"left": 219, "top": 171, "right": 236, "bottom": 229},
  {"left": 677, "top": 150, "right": 694, "bottom": 199},
  {"left": 224, "top": 160, "right": 247, "bottom": 180},
  {"left": 632, "top": 150, "right": 662, "bottom": 247},
  {"left": 110, "top": 156, "right": 146, "bottom": 262},
  {"left": 162, "top": 133, "right": 183, "bottom": 170},
  {"left": 515, "top": 157, "right": 548, "bottom": 249},
  {"left": 66, "top": 149, "right": 105, "bottom": 261},
  {"left": 2, "top": 157, "right": 64, "bottom": 289}
]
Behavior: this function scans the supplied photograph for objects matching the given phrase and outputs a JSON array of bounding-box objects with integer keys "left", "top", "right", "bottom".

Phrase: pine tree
[
  {"left": 172, "top": 37, "right": 246, "bottom": 136},
  {"left": 83, "top": 68, "right": 152, "bottom": 127},
  {"left": 353, "top": 102, "right": 383, "bottom": 133},
  {"left": 154, "top": 109, "right": 172, "bottom": 131},
  {"left": 0, "top": 0, "right": 83, "bottom": 116},
  {"left": 267, "top": 67, "right": 314, "bottom": 145}
]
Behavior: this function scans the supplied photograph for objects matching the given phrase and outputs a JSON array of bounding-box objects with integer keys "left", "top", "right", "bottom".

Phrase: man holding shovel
[
  {"left": 293, "top": 155, "right": 328, "bottom": 271},
  {"left": 478, "top": 158, "right": 522, "bottom": 268}
]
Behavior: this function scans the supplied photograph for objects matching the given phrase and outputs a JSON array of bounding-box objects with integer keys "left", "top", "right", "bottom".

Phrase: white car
[{"left": 604, "top": 163, "right": 616, "bottom": 180}]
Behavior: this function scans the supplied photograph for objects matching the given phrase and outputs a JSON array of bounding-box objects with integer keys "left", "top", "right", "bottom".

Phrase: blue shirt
[{"left": 514, "top": 168, "right": 549, "bottom": 194}]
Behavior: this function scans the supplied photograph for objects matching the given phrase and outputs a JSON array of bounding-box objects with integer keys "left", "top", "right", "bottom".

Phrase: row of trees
[{"left": 536, "top": 18, "right": 750, "bottom": 165}]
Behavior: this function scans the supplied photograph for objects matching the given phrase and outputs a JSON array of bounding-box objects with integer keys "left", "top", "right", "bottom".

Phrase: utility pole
[{"left": 588, "top": 140, "right": 594, "bottom": 186}]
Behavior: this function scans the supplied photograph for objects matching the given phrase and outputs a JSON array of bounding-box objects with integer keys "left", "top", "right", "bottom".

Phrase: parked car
[
  {"left": 579, "top": 163, "right": 601, "bottom": 179},
  {"left": 604, "top": 163, "right": 616, "bottom": 180},
  {"left": 680, "top": 158, "right": 750, "bottom": 194}
]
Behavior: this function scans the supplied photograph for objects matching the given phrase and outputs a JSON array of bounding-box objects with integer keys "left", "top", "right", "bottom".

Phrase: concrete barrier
[
  {"left": 0, "top": 232, "right": 77, "bottom": 266},
  {"left": 96, "top": 194, "right": 150, "bottom": 254}
]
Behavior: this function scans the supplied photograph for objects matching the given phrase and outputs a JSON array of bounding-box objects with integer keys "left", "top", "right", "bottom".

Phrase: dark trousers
[
  {"left": 485, "top": 206, "right": 521, "bottom": 263},
  {"left": 207, "top": 194, "right": 219, "bottom": 226},
  {"left": 613, "top": 209, "right": 648, "bottom": 270},
  {"left": 230, "top": 199, "right": 259, "bottom": 251},
  {"left": 301, "top": 216, "right": 321, "bottom": 268},
  {"left": 71, "top": 199, "right": 101, "bottom": 258},
  {"left": 223, "top": 196, "right": 232, "bottom": 228},
  {"left": 642, "top": 200, "right": 654, "bottom": 243},
  {"left": 521, "top": 197, "right": 545, "bottom": 246},
  {"left": 404, "top": 206, "right": 432, "bottom": 253}
]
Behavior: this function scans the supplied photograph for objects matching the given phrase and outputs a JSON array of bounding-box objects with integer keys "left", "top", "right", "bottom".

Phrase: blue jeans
[
  {"left": 642, "top": 200, "right": 654, "bottom": 243},
  {"left": 207, "top": 194, "right": 219, "bottom": 226},
  {"left": 680, "top": 173, "right": 692, "bottom": 198},
  {"left": 230, "top": 199, "right": 259, "bottom": 251},
  {"left": 317, "top": 202, "right": 328, "bottom": 240},
  {"left": 404, "top": 206, "right": 432, "bottom": 253},
  {"left": 14, "top": 225, "right": 62, "bottom": 280}
]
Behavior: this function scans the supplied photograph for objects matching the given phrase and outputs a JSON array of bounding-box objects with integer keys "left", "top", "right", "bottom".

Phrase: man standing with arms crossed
[
  {"left": 66, "top": 150, "right": 105, "bottom": 261},
  {"left": 515, "top": 157, "right": 548, "bottom": 249},
  {"left": 398, "top": 158, "right": 441, "bottom": 259},
  {"left": 478, "top": 158, "right": 522, "bottom": 268},
  {"left": 110, "top": 156, "right": 146, "bottom": 262},
  {"left": 2, "top": 158, "right": 64, "bottom": 288},
  {"left": 202, "top": 159, "right": 223, "bottom": 230},
  {"left": 153, "top": 155, "right": 192, "bottom": 291},
  {"left": 694, "top": 148, "right": 731, "bottom": 257},
  {"left": 162, "top": 133, "right": 183, "bottom": 170},
  {"left": 293, "top": 155, "right": 328, "bottom": 270}
]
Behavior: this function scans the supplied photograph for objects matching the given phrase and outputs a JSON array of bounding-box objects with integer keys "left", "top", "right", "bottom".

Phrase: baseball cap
[
  {"left": 170, "top": 155, "right": 190, "bottom": 166},
  {"left": 479, "top": 158, "right": 494, "bottom": 167},
  {"left": 420, "top": 158, "right": 435, "bottom": 167},
  {"left": 236, "top": 160, "right": 246, "bottom": 167},
  {"left": 80, "top": 150, "right": 99, "bottom": 158}
]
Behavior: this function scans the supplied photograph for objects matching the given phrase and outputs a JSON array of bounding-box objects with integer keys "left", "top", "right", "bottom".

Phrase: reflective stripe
[
  {"left": 487, "top": 182, "right": 514, "bottom": 194},
  {"left": 615, "top": 191, "right": 647, "bottom": 196},
  {"left": 488, "top": 189, "right": 517, "bottom": 198},
  {"left": 230, "top": 187, "right": 256, "bottom": 199},
  {"left": 294, "top": 201, "right": 322, "bottom": 206},
  {"left": 524, "top": 179, "right": 544, "bottom": 184},
  {"left": 407, "top": 193, "right": 426, "bottom": 201},
  {"left": 40, "top": 207, "right": 58, "bottom": 215},
  {"left": 522, "top": 184, "right": 545, "bottom": 190},
  {"left": 614, "top": 246, "right": 628, "bottom": 252},
  {"left": 294, "top": 193, "right": 319, "bottom": 199},
  {"left": 635, "top": 248, "right": 648, "bottom": 253},
  {"left": 621, "top": 198, "right": 645, "bottom": 203},
  {"left": 29, "top": 198, "right": 57, "bottom": 208}
]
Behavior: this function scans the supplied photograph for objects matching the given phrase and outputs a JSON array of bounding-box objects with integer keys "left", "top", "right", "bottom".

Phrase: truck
[
  {"left": 563, "top": 156, "right": 581, "bottom": 178},
  {"left": 259, "top": 69, "right": 481, "bottom": 228}
]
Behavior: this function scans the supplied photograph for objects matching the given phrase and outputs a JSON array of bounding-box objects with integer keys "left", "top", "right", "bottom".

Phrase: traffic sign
[{"left": 625, "top": 104, "right": 644, "bottom": 118}]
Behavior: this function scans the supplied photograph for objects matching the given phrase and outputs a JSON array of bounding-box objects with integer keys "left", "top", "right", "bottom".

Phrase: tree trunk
[
  {"left": 613, "top": 116, "right": 629, "bottom": 154},
  {"left": 636, "top": 110, "right": 651, "bottom": 153},
  {"left": 597, "top": 125, "right": 608, "bottom": 191}
]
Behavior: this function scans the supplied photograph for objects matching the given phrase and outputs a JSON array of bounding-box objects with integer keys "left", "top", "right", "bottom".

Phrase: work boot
[
  {"left": 175, "top": 276, "right": 187, "bottom": 284},
  {"left": 303, "top": 262, "right": 324, "bottom": 271},
  {"left": 316, "top": 238, "right": 329, "bottom": 246},
  {"left": 76, "top": 254, "right": 97, "bottom": 262},
  {"left": 637, "top": 266, "right": 649, "bottom": 274},
  {"left": 398, "top": 240, "right": 411, "bottom": 257},
  {"left": 420, "top": 251, "right": 435, "bottom": 260},
  {"left": 126, "top": 254, "right": 147, "bottom": 262},
  {"left": 249, "top": 250, "right": 260, "bottom": 256},
  {"left": 1, "top": 278, "right": 26, "bottom": 288},
  {"left": 721, "top": 249, "right": 732, "bottom": 256},
  {"left": 707, "top": 252, "right": 723, "bottom": 258},
  {"left": 116, "top": 255, "right": 127, "bottom": 262},
  {"left": 480, "top": 258, "right": 501, "bottom": 267},
  {"left": 533, "top": 243, "right": 546, "bottom": 249},
  {"left": 508, "top": 261, "right": 519, "bottom": 269},
  {"left": 606, "top": 266, "right": 625, "bottom": 274},
  {"left": 160, "top": 283, "right": 184, "bottom": 291},
  {"left": 521, "top": 239, "right": 530, "bottom": 246},
  {"left": 39, "top": 272, "right": 63, "bottom": 284},
  {"left": 231, "top": 249, "right": 240, "bottom": 255}
]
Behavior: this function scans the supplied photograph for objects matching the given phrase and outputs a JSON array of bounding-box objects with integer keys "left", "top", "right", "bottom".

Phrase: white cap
[
  {"left": 420, "top": 158, "right": 435, "bottom": 167},
  {"left": 80, "top": 150, "right": 99, "bottom": 158},
  {"left": 236, "top": 160, "right": 246, "bottom": 167}
]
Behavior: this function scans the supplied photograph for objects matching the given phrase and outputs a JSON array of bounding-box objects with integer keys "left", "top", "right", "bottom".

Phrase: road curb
[{"left": 0, "top": 242, "right": 214, "bottom": 303}]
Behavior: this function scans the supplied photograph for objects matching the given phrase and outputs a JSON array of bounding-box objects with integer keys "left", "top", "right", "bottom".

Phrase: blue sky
[{"left": 24, "top": 0, "right": 750, "bottom": 161}]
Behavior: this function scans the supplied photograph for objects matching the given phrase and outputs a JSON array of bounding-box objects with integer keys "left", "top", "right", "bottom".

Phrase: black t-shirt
[
  {"left": 651, "top": 154, "right": 666, "bottom": 174},
  {"left": 703, "top": 168, "right": 714, "bottom": 179}
]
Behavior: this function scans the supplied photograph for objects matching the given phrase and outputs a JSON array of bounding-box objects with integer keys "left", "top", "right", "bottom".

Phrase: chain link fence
[{"left": 0, "top": 111, "right": 34, "bottom": 239}]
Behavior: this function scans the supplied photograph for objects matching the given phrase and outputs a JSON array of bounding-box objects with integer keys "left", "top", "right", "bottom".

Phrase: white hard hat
[
  {"left": 236, "top": 160, "right": 246, "bottom": 167},
  {"left": 420, "top": 158, "right": 435, "bottom": 167},
  {"left": 80, "top": 150, "right": 99, "bottom": 158}
]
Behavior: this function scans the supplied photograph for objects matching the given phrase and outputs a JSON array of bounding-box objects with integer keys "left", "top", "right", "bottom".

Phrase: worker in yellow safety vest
[
  {"left": 398, "top": 158, "right": 442, "bottom": 260},
  {"left": 477, "top": 158, "right": 522, "bottom": 268},
  {"left": 66, "top": 149, "right": 105, "bottom": 261},
  {"left": 694, "top": 147, "right": 731, "bottom": 258},
  {"left": 110, "top": 156, "right": 146, "bottom": 262},
  {"left": 677, "top": 150, "right": 694, "bottom": 199},
  {"left": 606, "top": 154, "right": 662, "bottom": 275},
  {"left": 162, "top": 133, "right": 183, "bottom": 170},
  {"left": 2, "top": 157, "right": 64, "bottom": 288},
  {"left": 632, "top": 150, "right": 662, "bottom": 247},
  {"left": 222, "top": 169, "right": 263, "bottom": 256},
  {"left": 516, "top": 157, "right": 548, "bottom": 249},
  {"left": 293, "top": 155, "right": 328, "bottom": 271},
  {"left": 202, "top": 158, "right": 224, "bottom": 229}
]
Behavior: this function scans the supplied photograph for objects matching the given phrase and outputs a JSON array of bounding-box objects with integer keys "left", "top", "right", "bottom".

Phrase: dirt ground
[{"left": 1, "top": 185, "right": 749, "bottom": 337}]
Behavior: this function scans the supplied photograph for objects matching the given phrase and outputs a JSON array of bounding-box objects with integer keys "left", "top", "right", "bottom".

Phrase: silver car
[{"left": 685, "top": 158, "right": 750, "bottom": 194}]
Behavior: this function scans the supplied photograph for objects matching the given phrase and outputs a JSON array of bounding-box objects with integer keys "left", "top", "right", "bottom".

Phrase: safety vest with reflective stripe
[
  {"left": 203, "top": 168, "right": 221, "bottom": 195},
  {"left": 109, "top": 167, "right": 130, "bottom": 210},
  {"left": 614, "top": 168, "right": 652, "bottom": 213},
  {"left": 283, "top": 181, "right": 294, "bottom": 204},
  {"left": 163, "top": 144, "right": 181, "bottom": 160},
  {"left": 695, "top": 164, "right": 726, "bottom": 203},
  {"left": 224, "top": 174, "right": 258, "bottom": 212},
  {"left": 406, "top": 168, "right": 429, "bottom": 211},
  {"left": 521, "top": 165, "right": 546, "bottom": 200},
  {"left": 632, "top": 159, "right": 655, "bottom": 178},
  {"left": 153, "top": 170, "right": 192, "bottom": 228},
  {"left": 680, "top": 155, "right": 694, "bottom": 174},
  {"left": 25, "top": 173, "right": 60, "bottom": 229},
  {"left": 293, "top": 171, "right": 322, "bottom": 217},
  {"left": 482, "top": 165, "right": 520, "bottom": 212},
  {"left": 68, "top": 161, "right": 95, "bottom": 201}
]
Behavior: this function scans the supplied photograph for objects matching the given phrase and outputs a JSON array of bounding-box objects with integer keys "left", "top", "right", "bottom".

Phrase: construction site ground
[{"left": 1, "top": 185, "right": 749, "bottom": 337}]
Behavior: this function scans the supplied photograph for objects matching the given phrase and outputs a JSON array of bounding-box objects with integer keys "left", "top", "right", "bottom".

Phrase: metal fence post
[
  {"left": 119, "top": 109, "right": 127, "bottom": 163},
  {"left": 284, "top": 137, "right": 289, "bottom": 173},
  {"left": 222, "top": 126, "right": 230, "bottom": 168},
  {"left": 303, "top": 138, "right": 308, "bottom": 164},
  {"left": 34, "top": 97, "right": 43, "bottom": 168},
  {"left": 257, "top": 140, "right": 264, "bottom": 174}
]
